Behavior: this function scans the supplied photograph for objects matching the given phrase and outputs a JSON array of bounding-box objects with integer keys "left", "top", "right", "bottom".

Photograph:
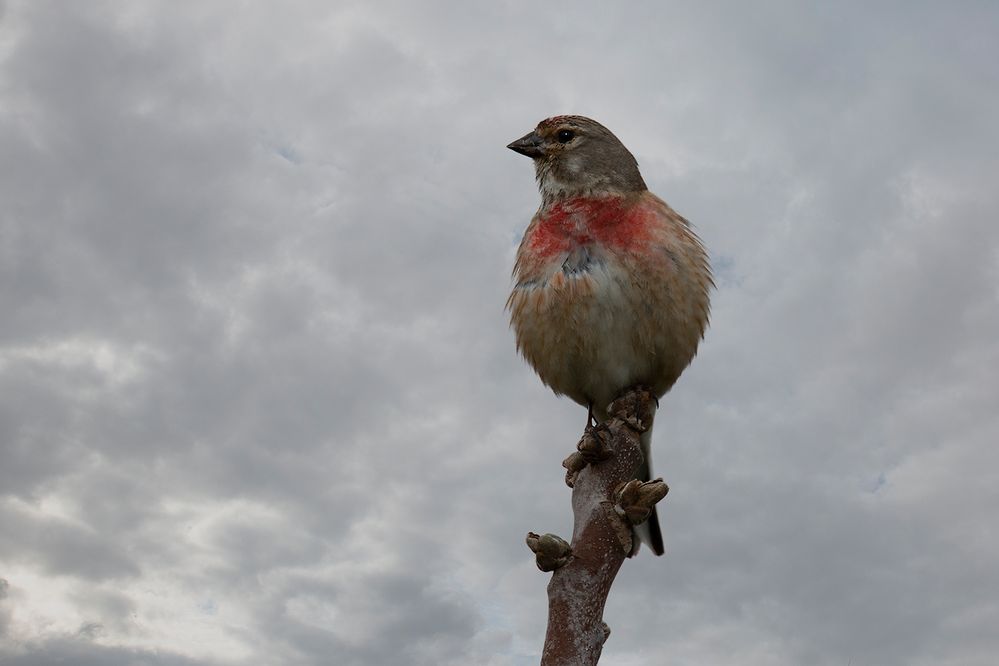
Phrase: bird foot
[
  {"left": 525, "top": 532, "right": 573, "bottom": 572},
  {"left": 607, "top": 386, "right": 657, "bottom": 433},
  {"left": 562, "top": 420, "right": 614, "bottom": 487},
  {"left": 579, "top": 421, "right": 613, "bottom": 463}
]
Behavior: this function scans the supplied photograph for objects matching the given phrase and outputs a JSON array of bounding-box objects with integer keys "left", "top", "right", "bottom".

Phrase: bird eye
[{"left": 556, "top": 129, "right": 575, "bottom": 143}]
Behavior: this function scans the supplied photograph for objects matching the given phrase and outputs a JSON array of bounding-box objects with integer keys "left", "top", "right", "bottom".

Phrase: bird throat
[{"left": 536, "top": 159, "right": 601, "bottom": 207}]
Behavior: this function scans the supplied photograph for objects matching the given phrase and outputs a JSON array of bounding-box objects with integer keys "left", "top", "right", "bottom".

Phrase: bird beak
[{"left": 507, "top": 131, "right": 545, "bottom": 158}]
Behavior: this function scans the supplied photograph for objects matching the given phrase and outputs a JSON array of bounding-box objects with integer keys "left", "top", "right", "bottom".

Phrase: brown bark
[{"left": 526, "top": 388, "right": 667, "bottom": 666}]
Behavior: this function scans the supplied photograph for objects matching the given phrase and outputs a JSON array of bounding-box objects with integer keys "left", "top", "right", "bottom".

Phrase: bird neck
[{"left": 535, "top": 161, "right": 646, "bottom": 208}]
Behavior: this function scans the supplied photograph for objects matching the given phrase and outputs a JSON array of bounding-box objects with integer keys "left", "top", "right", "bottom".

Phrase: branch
[{"left": 525, "top": 387, "right": 668, "bottom": 666}]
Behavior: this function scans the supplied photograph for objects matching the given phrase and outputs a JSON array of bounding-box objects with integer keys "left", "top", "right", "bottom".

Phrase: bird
[{"left": 506, "top": 115, "right": 712, "bottom": 556}]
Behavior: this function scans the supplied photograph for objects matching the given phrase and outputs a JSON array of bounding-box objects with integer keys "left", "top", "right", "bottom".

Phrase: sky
[{"left": 1, "top": 1, "right": 997, "bottom": 664}]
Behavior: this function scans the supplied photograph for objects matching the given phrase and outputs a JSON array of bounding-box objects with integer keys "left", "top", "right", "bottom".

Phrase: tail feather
[
  {"left": 633, "top": 425, "right": 665, "bottom": 555},
  {"left": 644, "top": 504, "right": 665, "bottom": 556}
]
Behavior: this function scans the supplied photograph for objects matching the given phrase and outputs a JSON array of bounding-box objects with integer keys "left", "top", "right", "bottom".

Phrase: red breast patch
[{"left": 527, "top": 196, "right": 651, "bottom": 259}]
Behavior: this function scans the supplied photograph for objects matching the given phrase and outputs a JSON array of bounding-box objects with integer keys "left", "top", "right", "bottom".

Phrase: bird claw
[
  {"left": 607, "top": 387, "right": 656, "bottom": 433},
  {"left": 563, "top": 423, "right": 611, "bottom": 486},
  {"left": 578, "top": 422, "right": 612, "bottom": 464},
  {"left": 525, "top": 532, "right": 573, "bottom": 571},
  {"left": 566, "top": 388, "right": 653, "bottom": 485}
]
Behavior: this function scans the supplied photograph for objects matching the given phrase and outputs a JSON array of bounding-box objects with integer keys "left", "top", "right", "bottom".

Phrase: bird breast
[{"left": 507, "top": 194, "right": 711, "bottom": 412}]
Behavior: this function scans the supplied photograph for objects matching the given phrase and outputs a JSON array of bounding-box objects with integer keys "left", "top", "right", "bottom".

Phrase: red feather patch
[{"left": 526, "top": 196, "right": 652, "bottom": 259}]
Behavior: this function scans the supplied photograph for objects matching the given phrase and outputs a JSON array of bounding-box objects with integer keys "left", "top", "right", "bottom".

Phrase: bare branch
[{"left": 527, "top": 387, "right": 667, "bottom": 666}]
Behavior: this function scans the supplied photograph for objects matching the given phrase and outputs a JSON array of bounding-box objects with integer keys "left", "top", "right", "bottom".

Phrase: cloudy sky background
[{"left": 2, "top": 1, "right": 998, "bottom": 664}]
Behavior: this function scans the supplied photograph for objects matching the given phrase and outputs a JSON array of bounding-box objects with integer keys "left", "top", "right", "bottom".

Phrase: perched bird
[{"left": 506, "top": 116, "right": 712, "bottom": 555}]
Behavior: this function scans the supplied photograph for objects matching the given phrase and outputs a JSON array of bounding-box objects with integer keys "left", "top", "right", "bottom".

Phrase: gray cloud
[
  {"left": 1, "top": 1, "right": 997, "bottom": 664},
  {"left": 1, "top": 636, "right": 211, "bottom": 666}
]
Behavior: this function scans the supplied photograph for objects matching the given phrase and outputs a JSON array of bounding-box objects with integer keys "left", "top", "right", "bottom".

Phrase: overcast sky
[{"left": 1, "top": 1, "right": 997, "bottom": 665}]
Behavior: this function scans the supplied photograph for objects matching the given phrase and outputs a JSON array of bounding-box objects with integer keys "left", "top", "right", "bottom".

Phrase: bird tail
[{"left": 633, "top": 425, "right": 665, "bottom": 556}]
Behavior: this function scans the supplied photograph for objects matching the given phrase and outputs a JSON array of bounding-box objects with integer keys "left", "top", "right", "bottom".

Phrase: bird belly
[{"left": 508, "top": 259, "right": 694, "bottom": 413}]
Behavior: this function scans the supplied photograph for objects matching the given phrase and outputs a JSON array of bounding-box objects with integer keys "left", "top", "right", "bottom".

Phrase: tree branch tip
[{"left": 525, "top": 532, "right": 573, "bottom": 572}]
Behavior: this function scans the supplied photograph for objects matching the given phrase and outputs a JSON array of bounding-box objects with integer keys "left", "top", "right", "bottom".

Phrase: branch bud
[{"left": 525, "top": 532, "right": 573, "bottom": 572}]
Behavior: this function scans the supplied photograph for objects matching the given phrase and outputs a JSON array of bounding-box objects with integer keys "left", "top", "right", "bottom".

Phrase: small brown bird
[{"left": 507, "top": 116, "right": 712, "bottom": 555}]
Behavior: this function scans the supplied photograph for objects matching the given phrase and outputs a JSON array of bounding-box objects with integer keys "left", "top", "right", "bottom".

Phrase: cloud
[{"left": 1, "top": 1, "right": 997, "bottom": 664}]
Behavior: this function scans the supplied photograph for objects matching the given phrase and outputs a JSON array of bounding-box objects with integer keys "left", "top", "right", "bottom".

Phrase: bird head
[{"left": 507, "top": 115, "right": 647, "bottom": 205}]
